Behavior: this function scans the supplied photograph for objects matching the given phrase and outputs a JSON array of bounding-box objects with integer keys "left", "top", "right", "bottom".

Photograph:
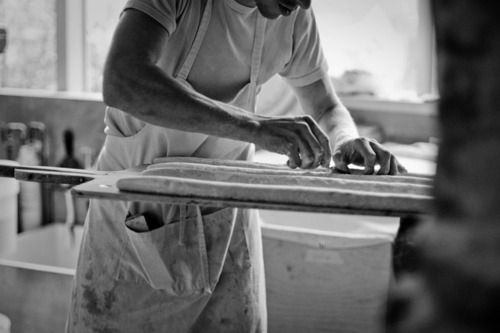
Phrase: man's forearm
[
  {"left": 291, "top": 76, "right": 359, "bottom": 150},
  {"left": 103, "top": 61, "right": 259, "bottom": 143},
  {"left": 316, "top": 104, "right": 359, "bottom": 149}
]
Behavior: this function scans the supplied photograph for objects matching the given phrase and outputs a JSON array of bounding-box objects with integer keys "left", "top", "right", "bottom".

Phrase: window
[
  {"left": 0, "top": 0, "right": 57, "bottom": 90},
  {"left": 85, "top": 0, "right": 128, "bottom": 92},
  {"left": 0, "top": 0, "right": 126, "bottom": 92},
  {"left": 312, "top": 0, "right": 435, "bottom": 100},
  {"left": 0, "top": 0, "right": 436, "bottom": 101},
  {"left": 81, "top": 0, "right": 436, "bottom": 100}
]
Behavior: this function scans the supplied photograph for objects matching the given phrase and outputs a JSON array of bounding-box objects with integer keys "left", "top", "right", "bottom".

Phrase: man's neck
[{"left": 234, "top": 0, "right": 257, "bottom": 8}]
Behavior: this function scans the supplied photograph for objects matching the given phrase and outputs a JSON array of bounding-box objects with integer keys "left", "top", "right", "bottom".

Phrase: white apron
[{"left": 66, "top": 1, "right": 267, "bottom": 331}]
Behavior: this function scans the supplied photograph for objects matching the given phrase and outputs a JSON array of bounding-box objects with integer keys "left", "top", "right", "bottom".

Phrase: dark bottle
[
  {"left": 58, "top": 129, "right": 83, "bottom": 169},
  {"left": 28, "top": 121, "right": 52, "bottom": 225},
  {"left": 56, "top": 129, "right": 82, "bottom": 231}
]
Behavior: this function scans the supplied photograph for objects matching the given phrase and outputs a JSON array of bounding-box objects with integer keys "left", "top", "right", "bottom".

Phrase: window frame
[
  {"left": 415, "top": 0, "right": 437, "bottom": 97},
  {"left": 56, "top": 0, "right": 87, "bottom": 92}
]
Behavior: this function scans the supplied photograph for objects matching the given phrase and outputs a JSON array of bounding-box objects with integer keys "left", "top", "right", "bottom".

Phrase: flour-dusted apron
[{"left": 66, "top": 1, "right": 267, "bottom": 331}]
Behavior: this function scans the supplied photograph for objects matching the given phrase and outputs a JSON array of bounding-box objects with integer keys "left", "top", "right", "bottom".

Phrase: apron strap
[
  {"left": 250, "top": 15, "right": 266, "bottom": 86},
  {"left": 248, "top": 14, "right": 267, "bottom": 112},
  {"left": 176, "top": 0, "right": 213, "bottom": 80}
]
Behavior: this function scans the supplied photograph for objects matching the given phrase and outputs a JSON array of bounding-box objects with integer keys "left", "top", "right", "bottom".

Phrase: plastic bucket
[
  {"left": 0, "top": 313, "right": 11, "bottom": 333},
  {"left": 0, "top": 160, "right": 19, "bottom": 255}
]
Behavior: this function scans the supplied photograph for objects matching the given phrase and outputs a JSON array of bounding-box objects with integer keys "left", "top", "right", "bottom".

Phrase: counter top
[{"left": 0, "top": 224, "right": 82, "bottom": 274}]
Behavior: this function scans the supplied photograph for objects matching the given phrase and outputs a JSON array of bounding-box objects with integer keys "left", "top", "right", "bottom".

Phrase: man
[{"left": 67, "top": 0, "right": 405, "bottom": 332}]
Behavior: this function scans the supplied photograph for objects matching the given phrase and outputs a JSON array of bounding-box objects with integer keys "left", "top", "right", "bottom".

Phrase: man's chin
[{"left": 256, "top": 3, "right": 281, "bottom": 19}]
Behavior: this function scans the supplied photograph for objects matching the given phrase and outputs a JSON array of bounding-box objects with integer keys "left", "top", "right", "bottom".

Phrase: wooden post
[{"left": 386, "top": 2, "right": 500, "bottom": 332}]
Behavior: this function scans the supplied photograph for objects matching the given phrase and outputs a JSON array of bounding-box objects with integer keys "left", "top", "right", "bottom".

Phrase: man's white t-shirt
[{"left": 106, "top": 0, "right": 329, "bottom": 136}]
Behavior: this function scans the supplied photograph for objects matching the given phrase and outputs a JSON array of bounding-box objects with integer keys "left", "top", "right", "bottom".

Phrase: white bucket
[
  {"left": 0, "top": 160, "right": 19, "bottom": 255},
  {"left": 0, "top": 313, "right": 11, "bottom": 333}
]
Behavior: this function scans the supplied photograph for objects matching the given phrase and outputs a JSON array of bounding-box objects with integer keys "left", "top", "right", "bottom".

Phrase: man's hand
[
  {"left": 253, "top": 115, "right": 332, "bottom": 169},
  {"left": 333, "top": 137, "right": 407, "bottom": 175}
]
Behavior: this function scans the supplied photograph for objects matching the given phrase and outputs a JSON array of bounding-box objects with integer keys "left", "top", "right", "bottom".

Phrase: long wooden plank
[
  {"left": 116, "top": 175, "right": 431, "bottom": 213},
  {"left": 72, "top": 175, "right": 431, "bottom": 217},
  {"left": 71, "top": 158, "right": 434, "bottom": 216},
  {"left": 116, "top": 176, "right": 431, "bottom": 216}
]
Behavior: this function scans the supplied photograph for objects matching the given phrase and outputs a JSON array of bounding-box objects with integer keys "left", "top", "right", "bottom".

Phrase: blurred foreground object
[{"left": 387, "top": 1, "right": 500, "bottom": 332}]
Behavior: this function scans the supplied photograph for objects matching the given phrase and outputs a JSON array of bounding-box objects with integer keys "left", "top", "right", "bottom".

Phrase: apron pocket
[{"left": 123, "top": 206, "right": 236, "bottom": 296}]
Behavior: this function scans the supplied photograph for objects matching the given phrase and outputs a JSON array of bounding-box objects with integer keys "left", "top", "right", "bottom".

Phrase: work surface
[{"left": 70, "top": 157, "right": 433, "bottom": 217}]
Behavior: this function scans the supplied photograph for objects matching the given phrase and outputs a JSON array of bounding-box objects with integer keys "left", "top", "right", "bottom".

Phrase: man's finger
[
  {"left": 369, "top": 141, "right": 392, "bottom": 175},
  {"left": 332, "top": 150, "right": 350, "bottom": 173},
  {"left": 397, "top": 159, "right": 408, "bottom": 174},
  {"left": 388, "top": 155, "right": 407, "bottom": 175},
  {"left": 353, "top": 138, "right": 377, "bottom": 175},
  {"left": 389, "top": 155, "right": 398, "bottom": 175},
  {"left": 292, "top": 121, "right": 322, "bottom": 169},
  {"left": 293, "top": 133, "right": 314, "bottom": 169},
  {"left": 302, "top": 116, "right": 332, "bottom": 168}
]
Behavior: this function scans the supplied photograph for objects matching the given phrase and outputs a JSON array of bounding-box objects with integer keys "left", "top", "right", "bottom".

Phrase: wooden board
[
  {"left": 72, "top": 172, "right": 433, "bottom": 217},
  {"left": 74, "top": 178, "right": 430, "bottom": 217}
]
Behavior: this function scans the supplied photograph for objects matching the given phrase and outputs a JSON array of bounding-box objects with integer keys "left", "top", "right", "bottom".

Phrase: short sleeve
[
  {"left": 279, "top": 8, "right": 329, "bottom": 87},
  {"left": 123, "top": 0, "right": 188, "bottom": 35}
]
